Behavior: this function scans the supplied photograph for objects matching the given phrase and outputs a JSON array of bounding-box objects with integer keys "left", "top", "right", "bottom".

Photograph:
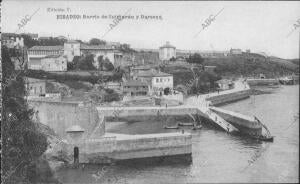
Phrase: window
[
  {"left": 160, "top": 78, "right": 162, "bottom": 82},
  {"left": 156, "top": 78, "right": 159, "bottom": 83},
  {"left": 40, "top": 86, "right": 43, "bottom": 93}
]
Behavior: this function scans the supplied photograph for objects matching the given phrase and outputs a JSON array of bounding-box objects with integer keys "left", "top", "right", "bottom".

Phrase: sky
[{"left": 2, "top": 1, "right": 300, "bottom": 59}]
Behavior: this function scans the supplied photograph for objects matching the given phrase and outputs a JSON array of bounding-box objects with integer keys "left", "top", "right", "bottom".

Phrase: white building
[
  {"left": 27, "top": 46, "right": 64, "bottom": 70},
  {"left": 41, "top": 55, "right": 67, "bottom": 72},
  {"left": 28, "top": 41, "right": 123, "bottom": 70},
  {"left": 64, "top": 40, "right": 81, "bottom": 62},
  {"left": 136, "top": 70, "right": 173, "bottom": 95},
  {"left": 80, "top": 44, "right": 123, "bottom": 68},
  {"left": 159, "top": 41, "right": 176, "bottom": 61}
]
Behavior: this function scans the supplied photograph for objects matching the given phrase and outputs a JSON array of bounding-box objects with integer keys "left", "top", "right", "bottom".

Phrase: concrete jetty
[{"left": 246, "top": 78, "right": 279, "bottom": 86}]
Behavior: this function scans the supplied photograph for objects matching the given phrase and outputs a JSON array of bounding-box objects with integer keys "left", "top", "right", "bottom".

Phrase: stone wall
[
  {"left": 207, "top": 89, "right": 251, "bottom": 106},
  {"left": 28, "top": 100, "right": 104, "bottom": 138}
]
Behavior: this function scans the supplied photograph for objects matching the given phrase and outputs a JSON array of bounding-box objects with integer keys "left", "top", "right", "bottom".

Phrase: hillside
[{"left": 202, "top": 54, "right": 299, "bottom": 78}]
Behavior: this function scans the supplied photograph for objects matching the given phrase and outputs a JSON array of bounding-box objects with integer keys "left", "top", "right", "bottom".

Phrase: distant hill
[{"left": 202, "top": 53, "right": 299, "bottom": 77}]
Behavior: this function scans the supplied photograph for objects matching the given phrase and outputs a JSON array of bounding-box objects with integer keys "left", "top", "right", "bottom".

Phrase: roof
[
  {"left": 66, "top": 125, "right": 85, "bottom": 132},
  {"left": 43, "top": 55, "right": 62, "bottom": 58},
  {"left": 159, "top": 41, "right": 176, "bottom": 49},
  {"left": 137, "top": 70, "right": 172, "bottom": 78},
  {"left": 204, "top": 65, "right": 217, "bottom": 68},
  {"left": 24, "top": 77, "right": 46, "bottom": 83},
  {"left": 28, "top": 45, "right": 63, "bottom": 51},
  {"left": 80, "top": 44, "right": 115, "bottom": 50},
  {"left": 132, "top": 65, "right": 152, "bottom": 70},
  {"left": 65, "top": 40, "right": 79, "bottom": 44},
  {"left": 123, "top": 80, "right": 148, "bottom": 87},
  {"left": 216, "top": 79, "right": 233, "bottom": 84}
]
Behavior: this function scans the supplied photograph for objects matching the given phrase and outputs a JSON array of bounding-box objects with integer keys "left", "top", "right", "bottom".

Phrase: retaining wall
[
  {"left": 206, "top": 89, "right": 251, "bottom": 106},
  {"left": 28, "top": 100, "right": 104, "bottom": 138}
]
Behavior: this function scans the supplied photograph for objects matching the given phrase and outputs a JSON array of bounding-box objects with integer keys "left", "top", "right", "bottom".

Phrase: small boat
[
  {"left": 164, "top": 125, "right": 179, "bottom": 129},
  {"left": 192, "top": 125, "right": 202, "bottom": 130},
  {"left": 253, "top": 117, "right": 274, "bottom": 142},
  {"left": 178, "top": 122, "right": 194, "bottom": 126}
]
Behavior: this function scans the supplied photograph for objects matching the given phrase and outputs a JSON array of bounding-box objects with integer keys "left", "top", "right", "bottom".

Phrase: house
[
  {"left": 204, "top": 65, "right": 216, "bottom": 73},
  {"left": 230, "top": 48, "right": 242, "bottom": 55},
  {"left": 104, "top": 81, "right": 122, "bottom": 90},
  {"left": 27, "top": 45, "right": 64, "bottom": 70},
  {"left": 136, "top": 70, "right": 173, "bottom": 95},
  {"left": 130, "top": 65, "right": 152, "bottom": 79},
  {"left": 215, "top": 79, "right": 234, "bottom": 90},
  {"left": 25, "top": 77, "right": 46, "bottom": 97},
  {"left": 159, "top": 41, "right": 176, "bottom": 61},
  {"left": 40, "top": 55, "right": 67, "bottom": 72},
  {"left": 63, "top": 40, "right": 81, "bottom": 62},
  {"left": 122, "top": 80, "right": 149, "bottom": 96},
  {"left": 1, "top": 33, "right": 24, "bottom": 49},
  {"left": 63, "top": 40, "right": 123, "bottom": 67}
]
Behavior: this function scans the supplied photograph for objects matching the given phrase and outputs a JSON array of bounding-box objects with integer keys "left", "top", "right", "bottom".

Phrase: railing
[{"left": 204, "top": 108, "right": 238, "bottom": 133}]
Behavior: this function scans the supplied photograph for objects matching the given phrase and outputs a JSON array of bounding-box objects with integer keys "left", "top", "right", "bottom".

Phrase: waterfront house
[
  {"left": 136, "top": 70, "right": 173, "bottom": 95},
  {"left": 159, "top": 41, "right": 176, "bottom": 61},
  {"left": 122, "top": 80, "right": 149, "bottom": 96},
  {"left": 204, "top": 65, "right": 217, "bottom": 73},
  {"left": 215, "top": 79, "right": 234, "bottom": 90}
]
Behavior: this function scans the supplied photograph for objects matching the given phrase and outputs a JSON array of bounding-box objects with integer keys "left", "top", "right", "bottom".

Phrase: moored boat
[
  {"left": 178, "top": 122, "right": 194, "bottom": 126},
  {"left": 164, "top": 125, "right": 179, "bottom": 129},
  {"left": 192, "top": 125, "right": 202, "bottom": 130}
]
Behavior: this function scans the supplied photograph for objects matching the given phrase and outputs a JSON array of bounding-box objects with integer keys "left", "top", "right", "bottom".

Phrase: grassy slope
[{"left": 202, "top": 54, "right": 299, "bottom": 77}]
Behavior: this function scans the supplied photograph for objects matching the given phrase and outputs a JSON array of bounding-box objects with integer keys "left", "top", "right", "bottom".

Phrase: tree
[
  {"left": 97, "top": 55, "right": 104, "bottom": 71},
  {"left": 103, "top": 58, "right": 114, "bottom": 71},
  {"left": 186, "top": 53, "right": 204, "bottom": 65},
  {"left": 2, "top": 46, "right": 48, "bottom": 183},
  {"left": 170, "top": 57, "right": 176, "bottom": 62},
  {"left": 89, "top": 38, "right": 106, "bottom": 45},
  {"left": 75, "top": 54, "right": 96, "bottom": 70}
]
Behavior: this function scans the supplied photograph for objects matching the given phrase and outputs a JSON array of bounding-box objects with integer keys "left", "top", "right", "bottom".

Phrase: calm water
[{"left": 57, "top": 85, "right": 299, "bottom": 183}]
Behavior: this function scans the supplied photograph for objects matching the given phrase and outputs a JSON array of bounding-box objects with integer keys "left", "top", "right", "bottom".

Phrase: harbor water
[{"left": 57, "top": 85, "right": 299, "bottom": 183}]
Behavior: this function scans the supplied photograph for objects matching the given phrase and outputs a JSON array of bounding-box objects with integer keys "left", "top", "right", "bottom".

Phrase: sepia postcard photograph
[{"left": 1, "top": 0, "right": 299, "bottom": 183}]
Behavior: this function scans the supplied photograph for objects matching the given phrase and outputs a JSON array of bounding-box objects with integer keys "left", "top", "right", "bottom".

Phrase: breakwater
[{"left": 206, "top": 89, "right": 251, "bottom": 106}]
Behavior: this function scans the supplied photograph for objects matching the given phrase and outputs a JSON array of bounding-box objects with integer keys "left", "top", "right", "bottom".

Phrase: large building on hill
[
  {"left": 159, "top": 41, "right": 176, "bottom": 61},
  {"left": 28, "top": 40, "right": 124, "bottom": 71}
]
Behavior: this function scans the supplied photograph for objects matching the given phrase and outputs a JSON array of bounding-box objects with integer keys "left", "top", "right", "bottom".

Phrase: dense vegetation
[
  {"left": 1, "top": 46, "right": 55, "bottom": 183},
  {"left": 203, "top": 54, "right": 299, "bottom": 77},
  {"left": 67, "top": 55, "right": 97, "bottom": 71},
  {"left": 25, "top": 69, "right": 124, "bottom": 84},
  {"left": 161, "top": 64, "right": 221, "bottom": 94}
]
